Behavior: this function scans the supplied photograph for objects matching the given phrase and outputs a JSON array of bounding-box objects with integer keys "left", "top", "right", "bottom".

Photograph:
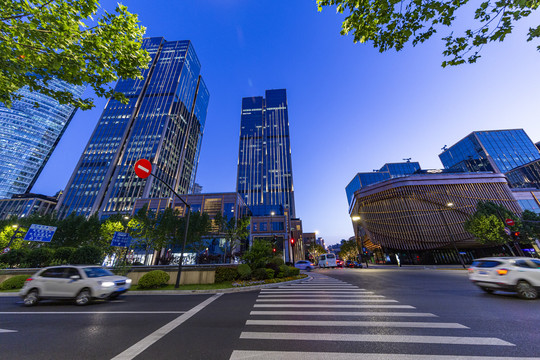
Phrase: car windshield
[{"left": 83, "top": 267, "right": 114, "bottom": 278}]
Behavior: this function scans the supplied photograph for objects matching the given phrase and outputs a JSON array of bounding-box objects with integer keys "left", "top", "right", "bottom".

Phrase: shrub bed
[
  {"left": 215, "top": 266, "right": 238, "bottom": 283},
  {"left": 0, "top": 275, "right": 29, "bottom": 290},
  {"left": 137, "top": 270, "right": 170, "bottom": 289},
  {"left": 237, "top": 264, "right": 252, "bottom": 280}
]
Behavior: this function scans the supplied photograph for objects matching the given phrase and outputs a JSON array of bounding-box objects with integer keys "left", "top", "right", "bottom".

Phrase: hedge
[
  {"left": 215, "top": 266, "right": 238, "bottom": 283},
  {"left": 237, "top": 264, "right": 252, "bottom": 280},
  {"left": 137, "top": 270, "right": 170, "bottom": 289},
  {"left": 0, "top": 275, "right": 29, "bottom": 290}
]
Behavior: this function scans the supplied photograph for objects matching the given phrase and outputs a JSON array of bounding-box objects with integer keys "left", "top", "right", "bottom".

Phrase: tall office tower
[
  {"left": 57, "top": 37, "right": 209, "bottom": 219},
  {"left": 439, "top": 129, "right": 540, "bottom": 173},
  {"left": 0, "top": 79, "right": 85, "bottom": 199},
  {"left": 236, "top": 89, "right": 295, "bottom": 217}
]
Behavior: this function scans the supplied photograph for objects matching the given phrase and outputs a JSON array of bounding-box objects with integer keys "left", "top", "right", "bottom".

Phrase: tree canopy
[
  {"left": 0, "top": 0, "right": 150, "bottom": 109},
  {"left": 317, "top": 0, "right": 540, "bottom": 66}
]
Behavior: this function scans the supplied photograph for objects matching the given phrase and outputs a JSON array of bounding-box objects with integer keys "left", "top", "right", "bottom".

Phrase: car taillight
[
  {"left": 25, "top": 278, "right": 33, "bottom": 282},
  {"left": 497, "top": 269, "right": 509, "bottom": 275}
]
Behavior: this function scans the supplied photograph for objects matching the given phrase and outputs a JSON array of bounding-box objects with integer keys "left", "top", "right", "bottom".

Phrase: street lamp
[
  {"left": 351, "top": 215, "right": 368, "bottom": 268},
  {"left": 438, "top": 202, "right": 466, "bottom": 268}
]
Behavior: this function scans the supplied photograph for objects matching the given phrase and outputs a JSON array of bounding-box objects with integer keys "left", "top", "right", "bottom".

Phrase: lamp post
[
  {"left": 4, "top": 224, "right": 22, "bottom": 251},
  {"left": 438, "top": 202, "right": 466, "bottom": 269},
  {"left": 121, "top": 216, "right": 131, "bottom": 265},
  {"left": 351, "top": 216, "right": 368, "bottom": 268}
]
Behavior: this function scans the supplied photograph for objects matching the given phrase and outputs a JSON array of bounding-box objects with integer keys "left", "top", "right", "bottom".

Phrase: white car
[
  {"left": 19, "top": 265, "right": 132, "bottom": 306},
  {"left": 468, "top": 257, "right": 540, "bottom": 299},
  {"left": 295, "top": 260, "right": 315, "bottom": 271}
]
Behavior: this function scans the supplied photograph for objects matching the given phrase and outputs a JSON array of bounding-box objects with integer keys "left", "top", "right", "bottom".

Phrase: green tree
[
  {"left": 214, "top": 212, "right": 251, "bottom": 262},
  {"left": 339, "top": 238, "right": 359, "bottom": 261},
  {"left": 307, "top": 243, "right": 326, "bottom": 263},
  {"left": 130, "top": 205, "right": 159, "bottom": 265},
  {"left": 464, "top": 213, "right": 506, "bottom": 245},
  {"left": 183, "top": 211, "right": 212, "bottom": 264},
  {"left": 317, "top": 0, "right": 540, "bottom": 67},
  {"left": 242, "top": 239, "right": 273, "bottom": 270},
  {"left": 520, "top": 210, "right": 540, "bottom": 243},
  {"left": 1, "top": 0, "right": 150, "bottom": 109}
]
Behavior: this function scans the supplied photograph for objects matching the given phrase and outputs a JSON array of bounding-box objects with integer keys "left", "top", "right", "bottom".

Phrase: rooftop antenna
[
  {"left": 403, "top": 158, "right": 412, "bottom": 163},
  {"left": 441, "top": 145, "right": 448, "bottom": 151}
]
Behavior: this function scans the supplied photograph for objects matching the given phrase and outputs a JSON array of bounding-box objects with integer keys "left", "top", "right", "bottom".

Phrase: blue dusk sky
[{"left": 31, "top": 1, "right": 540, "bottom": 246}]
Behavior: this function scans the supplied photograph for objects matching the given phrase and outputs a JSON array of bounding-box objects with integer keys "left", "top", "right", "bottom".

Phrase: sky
[{"left": 31, "top": 1, "right": 540, "bottom": 246}]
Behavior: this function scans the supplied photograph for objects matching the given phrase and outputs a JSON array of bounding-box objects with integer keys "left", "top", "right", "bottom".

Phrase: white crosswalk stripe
[{"left": 228, "top": 274, "right": 523, "bottom": 359}]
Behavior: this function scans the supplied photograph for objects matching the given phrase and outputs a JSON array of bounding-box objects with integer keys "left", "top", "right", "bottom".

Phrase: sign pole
[{"left": 134, "top": 159, "right": 191, "bottom": 289}]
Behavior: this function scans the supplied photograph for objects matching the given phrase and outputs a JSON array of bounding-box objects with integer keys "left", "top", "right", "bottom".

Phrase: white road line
[
  {"left": 276, "top": 287, "right": 360, "bottom": 290},
  {"left": 250, "top": 311, "right": 436, "bottom": 317},
  {"left": 0, "top": 311, "right": 186, "bottom": 315},
  {"left": 0, "top": 328, "right": 17, "bottom": 333},
  {"left": 253, "top": 304, "right": 414, "bottom": 309},
  {"left": 258, "top": 295, "right": 385, "bottom": 298},
  {"left": 110, "top": 294, "right": 222, "bottom": 360},
  {"left": 245, "top": 320, "right": 468, "bottom": 329},
  {"left": 256, "top": 299, "right": 397, "bottom": 303},
  {"left": 230, "top": 351, "right": 538, "bottom": 360},
  {"left": 239, "top": 332, "right": 515, "bottom": 346},
  {"left": 260, "top": 291, "right": 374, "bottom": 294}
]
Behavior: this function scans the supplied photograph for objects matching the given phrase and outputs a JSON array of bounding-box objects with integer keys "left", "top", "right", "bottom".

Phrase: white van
[{"left": 319, "top": 253, "right": 337, "bottom": 268}]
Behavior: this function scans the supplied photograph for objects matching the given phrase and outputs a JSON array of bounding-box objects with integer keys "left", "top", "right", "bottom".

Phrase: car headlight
[
  {"left": 99, "top": 281, "right": 115, "bottom": 287},
  {"left": 126, "top": 279, "right": 132, "bottom": 284}
]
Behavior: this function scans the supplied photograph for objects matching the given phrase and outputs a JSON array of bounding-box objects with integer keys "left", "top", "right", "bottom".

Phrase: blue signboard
[
  {"left": 23, "top": 224, "right": 57, "bottom": 242},
  {"left": 111, "top": 232, "right": 132, "bottom": 247}
]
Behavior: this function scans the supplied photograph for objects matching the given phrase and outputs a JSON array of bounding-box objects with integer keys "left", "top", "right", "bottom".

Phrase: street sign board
[
  {"left": 2, "top": 247, "right": 10, "bottom": 254},
  {"left": 134, "top": 159, "right": 152, "bottom": 179},
  {"left": 504, "top": 227, "right": 511, "bottom": 236},
  {"left": 23, "top": 224, "right": 57, "bottom": 242},
  {"left": 505, "top": 219, "right": 515, "bottom": 226},
  {"left": 111, "top": 232, "right": 132, "bottom": 247}
]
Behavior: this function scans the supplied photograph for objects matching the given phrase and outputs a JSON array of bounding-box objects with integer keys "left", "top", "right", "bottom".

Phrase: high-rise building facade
[
  {"left": 236, "top": 89, "right": 295, "bottom": 217},
  {"left": 439, "top": 129, "right": 540, "bottom": 174},
  {"left": 57, "top": 37, "right": 209, "bottom": 219},
  {"left": 0, "top": 79, "right": 85, "bottom": 199}
]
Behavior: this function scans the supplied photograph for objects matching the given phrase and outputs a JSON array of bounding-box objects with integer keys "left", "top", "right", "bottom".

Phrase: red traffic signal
[
  {"left": 513, "top": 231, "right": 520, "bottom": 237},
  {"left": 290, "top": 238, "right": 295, "bottom": 246},
  {"left": 273, "top": 248, "right": 276, "bottom": 253}
]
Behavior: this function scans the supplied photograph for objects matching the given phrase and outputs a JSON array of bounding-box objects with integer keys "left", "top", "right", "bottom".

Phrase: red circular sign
[
  {"left": 134, "top": 159, "right": 152, "bottom": 179},
  {"left": 505, "top": 219, "right": 515, "bottom": 226}
]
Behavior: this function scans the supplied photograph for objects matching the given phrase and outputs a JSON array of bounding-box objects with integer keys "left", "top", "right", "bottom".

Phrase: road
[{"left": 1, "top": 267, "right": 539, "bottom": 359}]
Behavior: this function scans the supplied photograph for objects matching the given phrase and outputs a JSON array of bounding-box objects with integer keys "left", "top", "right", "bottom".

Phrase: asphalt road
[{"left": 1, "top": 268, "right": 539, "bottom": 359}]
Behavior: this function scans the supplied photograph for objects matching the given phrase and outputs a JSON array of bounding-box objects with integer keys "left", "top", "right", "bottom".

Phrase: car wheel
[
  {"left": 516, "top": 281, "right": 538, "bottom": 300},
  {"left": 480, "top": 287, "right": 495, "bottom": 294},
  {"left": 23, "top": 289, "right": 39, "bottom": 307},
  {"left": 75, "top": 289, "right": 92, "bottom": 306}
]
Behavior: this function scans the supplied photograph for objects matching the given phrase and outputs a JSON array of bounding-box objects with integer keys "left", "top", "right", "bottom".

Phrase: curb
[
  {"left": 0, "top": 275, "right": 311, "bottom": 297},
  {"left": 128, "top": 275, "right": 311, "bottom": 295}
]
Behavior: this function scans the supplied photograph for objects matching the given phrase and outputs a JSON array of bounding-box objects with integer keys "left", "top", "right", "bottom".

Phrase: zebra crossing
[{"left": 229, "top": 273, "right": 540, "bottom": 359}]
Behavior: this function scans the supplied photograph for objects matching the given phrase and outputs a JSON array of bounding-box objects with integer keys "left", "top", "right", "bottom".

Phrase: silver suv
[
  {"left": 19, "top": 265, "right": 132, "bottom": 306},
  {"left": 468, "top": 257, "right": 540, "bottom": 299}
]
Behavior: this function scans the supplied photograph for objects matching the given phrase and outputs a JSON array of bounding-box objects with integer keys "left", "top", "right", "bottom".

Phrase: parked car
[
  {"left": 295, "top": 260, "right": 316, "bottom": 271},
  {"left": 336, "top": 259, "right": 344, "bottom": 268},
  {"left": 468, "top": 257, "right": 540, "bottom": 299},
  {"left": 345, "top": 260, "right": 363, "bottom": 268},
  {"left": 19, "top": 265, "right": 132, "bottom": 306}
]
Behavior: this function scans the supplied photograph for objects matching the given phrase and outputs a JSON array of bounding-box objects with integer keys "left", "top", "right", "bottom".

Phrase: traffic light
[
  {"left": 273, "top": 247, "right": 276, "bottom": 253},
  {"left": 290, "top": 238, "right": 295, "bottom": 247},
  {"left": 513, "top": 231, "right": 520, "bottom": 240}
]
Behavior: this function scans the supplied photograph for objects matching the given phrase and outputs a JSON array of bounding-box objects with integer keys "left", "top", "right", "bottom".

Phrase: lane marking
[
  {"left": 0, "top": 311, "right": 186, "bottom": 315},
  {"left": 0, "top": 328, "right": 17, "bottom": 333},
  {"left": 239, "top": 332, "right": 515, "bottom": 346},
  {"left": 250, "top": 311, "right": 436, "bottom": 317},
  {"left": 258, "top": 294, "right": 385, "bottom": 298},
  {"left": 256, "top": 299, "right": 397, "bottom": 303},
  {"left": 111, "top": 294, "right": 222, "bottom": 360},
  {"left": 253, "top": 304, "right": 414, "bottom": 309},
  {"left": 260, "top": 291, "right": 374, "bottom": 294},
  {"left": 245, "top": 320, "right": 468, "bottom": 328},
  {"left": 230, "top": 351, "right": 536, "bottom": 360},
  {"left": 275, "top": 287, "right": 360, "bottom": 290}
]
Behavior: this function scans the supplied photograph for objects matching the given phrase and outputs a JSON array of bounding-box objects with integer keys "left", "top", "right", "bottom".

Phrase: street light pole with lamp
[
  {"left": 438, "top": 202, "right": 466, "bottom": 269},
  {"left": 351, "top": 216, "right": 368, "bottom": 268}
]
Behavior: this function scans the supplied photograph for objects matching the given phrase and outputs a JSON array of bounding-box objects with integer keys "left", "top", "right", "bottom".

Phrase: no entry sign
[
  {"left": 505, "top": 219, "right": 515, "bottom": 226},
  {"left": 134, "top": 159, "right": 152, "bottom": 179}
]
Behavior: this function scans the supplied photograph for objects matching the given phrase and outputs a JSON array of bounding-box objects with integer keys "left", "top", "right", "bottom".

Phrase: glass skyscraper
[
  {"left": 346, "top": 162, "right": 421, "bottom": 206},
  {"left": 0, "top": 79, "right": 85, "bottom": 199},
  {"left": 236, "top": 89, "right": 295, "bottom": 217},
  {"left": 439, "top": 129, "right": 540, "bottom": 174},
  {"left": 57, "top": 37, "right": 209, "bottom": 219}
]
